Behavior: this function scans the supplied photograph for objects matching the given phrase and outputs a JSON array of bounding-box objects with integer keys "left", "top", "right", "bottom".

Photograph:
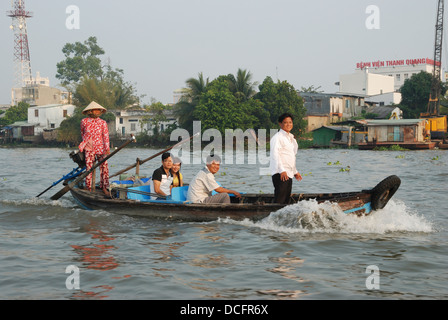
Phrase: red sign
[{"left": 356, "top": 58, "right": 441, "bottom": 69}]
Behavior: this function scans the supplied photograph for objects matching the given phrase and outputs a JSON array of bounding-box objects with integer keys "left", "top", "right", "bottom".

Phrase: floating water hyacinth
[{"left": 431, "top": 155, "right": 439, "bottom": 161}]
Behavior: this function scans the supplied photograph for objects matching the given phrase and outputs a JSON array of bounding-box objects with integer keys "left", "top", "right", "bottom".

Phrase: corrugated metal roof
[
  {"left": 311, "top": 125, "right": 350, "bottom": 132},
  {"left": 365, "top": 119, "right": 424, "bottom": 126}
]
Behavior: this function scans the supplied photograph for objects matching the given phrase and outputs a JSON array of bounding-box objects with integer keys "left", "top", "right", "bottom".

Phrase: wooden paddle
[
  {"left": 109, "top": 132, "right": 199, "bottom": 179},
  {"left": 50, "top": 135, "right": 136, "bottom": 200}
]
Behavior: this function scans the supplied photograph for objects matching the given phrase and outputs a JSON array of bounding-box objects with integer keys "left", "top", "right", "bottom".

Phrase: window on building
[
  {"left": 131, "top": 123, "right": 136, "bottom": 131},
  {"left": 119, "top": 118, "right": 123, "bottom": 124},
  {"left": 404, "top": 73, "right": 409, "bottom": 80},
  {"left": 396, "top": 74, "right": 401, "bottom": 81},
  {"left": 35, "top": 109, "right": 38, "bottom": 117}
]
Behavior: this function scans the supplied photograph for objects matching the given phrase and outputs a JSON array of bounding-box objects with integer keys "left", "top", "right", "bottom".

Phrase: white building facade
[
  {"left": 113, "top": 109, "right": 177, "bottom": 138},
  {"left": 338, "top": 57, "right": 441, "bottom": 106},
  {"left": 354, "top": 57, "right": 439, "bottom": 91},
  {"left": 27, "top": 104, "right": 76, "bottom": 134}
]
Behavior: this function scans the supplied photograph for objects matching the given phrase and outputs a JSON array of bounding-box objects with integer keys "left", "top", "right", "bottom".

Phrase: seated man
[
  {"left": 151, "top": 152, "right": 173, "bottom": 199},
  {"left": 187, "top": 154, "right": 241, "bottom": 204}
]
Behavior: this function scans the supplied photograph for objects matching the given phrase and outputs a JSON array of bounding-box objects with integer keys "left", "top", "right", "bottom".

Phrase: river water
[{"left": 0, "top": 147, "right": 446, "bottom": 301}]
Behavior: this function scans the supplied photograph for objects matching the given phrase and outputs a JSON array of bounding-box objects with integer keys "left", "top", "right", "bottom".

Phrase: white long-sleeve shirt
[{"left": 269, "top": 129, "right": 298, "bottom": 178}]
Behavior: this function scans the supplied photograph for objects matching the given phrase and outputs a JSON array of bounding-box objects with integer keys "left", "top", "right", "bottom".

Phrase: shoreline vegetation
[{"left": 0, "top": 139, "right": 414, "bottom": 152}]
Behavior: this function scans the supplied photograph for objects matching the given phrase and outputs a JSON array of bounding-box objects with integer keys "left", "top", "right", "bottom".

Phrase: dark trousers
[{"left": 272, "top": 174, "right": 292, "bottom": 204}]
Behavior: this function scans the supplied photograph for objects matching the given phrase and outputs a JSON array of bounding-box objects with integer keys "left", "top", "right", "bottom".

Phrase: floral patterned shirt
[{"left": 79, "top": 117, "right": 110, "bottom": 155}]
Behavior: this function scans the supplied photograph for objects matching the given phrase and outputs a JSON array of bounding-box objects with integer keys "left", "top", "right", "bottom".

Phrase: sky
[{"left": 0, "top": 0, "right": 445, "bottom": 106}]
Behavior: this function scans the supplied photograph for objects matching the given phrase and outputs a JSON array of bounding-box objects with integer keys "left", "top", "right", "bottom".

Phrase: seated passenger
[
  {"left": 187, "top": 154, "right": 241, "bottom": 204},
  {"left": 151, "top": 152, "right": 173, "bottom": 200},
  {"left": 171, "top": 157, "right": 183, "bottom": 189}
]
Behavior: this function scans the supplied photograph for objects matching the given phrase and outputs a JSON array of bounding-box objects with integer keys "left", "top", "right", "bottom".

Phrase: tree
[
  {"left": 56, "top": 36, "right": 105, "bottom": 86},
  {"left": 228, "top": 68, "right": 257, "bottom": 103},
  {"left": 0, "top": 102, "right": 29, "bottom": 126},
  {"left": 143, "top": 101, "right": 170, "bottom": 135},
  {"left": 254, "top": 77, "right": 306, "bottom": 137},
  {"left": 173, "top": 72, "right": 209, "bottom": 133},
  {"left": 73, "top": 68, "right": 139, "bottom": 110},
  {"left": 399, "top": 71, "right": 447, "bottom": 118},
  {"left": 194, "top": 77, "right": 259, "bottom": 133}
]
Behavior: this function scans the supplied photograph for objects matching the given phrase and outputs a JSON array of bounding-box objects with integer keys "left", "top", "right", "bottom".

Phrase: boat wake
[
  {"left": 221, "top": 199, "right": 435, "bottom": 234},
  {"left": 1, "top": 197, "right": 75, "bottom": 209}
]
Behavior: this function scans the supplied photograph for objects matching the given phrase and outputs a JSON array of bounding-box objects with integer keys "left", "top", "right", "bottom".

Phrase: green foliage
[
  {"left": 73, "top": 70, "right": 139, "bottom": 110},
  {"left": 55, "top": 36, "right": 138, "bottom": 143},
  {"left": 56, "top": 36, "right": 105, "bottom": 85},
  {"left": 173, "top": 72, "right": 209, "bottom": 134},
  {"left": 373, "top": 145, "right": 409, "bottom": 151},
  {"left": 194, "top": 77, "right": 259, "bottom": 132},
  {"left": 399, "top": 71, "right": 447, "bottom": 118},
  {"left": 57, "top": 36, "right": 139, "bottom": 110},
  {"left": 254, "top": 76, "right": 307, "bottom": 136},
  {"left": 175, "top": 71, "right": 307, "bottom": 138},
  {"left": 0, "top": 102, "right": 29, "bottom": 126},
  {"left": 142, "top": 101, "right": 171, "bottom": 135}
]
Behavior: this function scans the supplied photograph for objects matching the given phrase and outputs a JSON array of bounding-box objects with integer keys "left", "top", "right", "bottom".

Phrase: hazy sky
[{"left": 0, "top": 0, "right": 444, "bottom": 105}]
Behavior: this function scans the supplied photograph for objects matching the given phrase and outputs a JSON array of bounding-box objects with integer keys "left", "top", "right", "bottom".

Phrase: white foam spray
[{"left": 221, "top": 199, "right": 435, "bottom": 234}]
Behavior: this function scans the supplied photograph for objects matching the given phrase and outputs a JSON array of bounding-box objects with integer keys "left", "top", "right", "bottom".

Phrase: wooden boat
[{"left": 68, "top": 175, "right": 401, "bottom": 222}]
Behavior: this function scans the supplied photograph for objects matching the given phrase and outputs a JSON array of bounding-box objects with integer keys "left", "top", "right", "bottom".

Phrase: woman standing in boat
[
  {"left": 79, "top": 101, "right": 111, "bottom": 196},
  {"left": 270, "top": 113, "right": 302, "bottom": 203}
]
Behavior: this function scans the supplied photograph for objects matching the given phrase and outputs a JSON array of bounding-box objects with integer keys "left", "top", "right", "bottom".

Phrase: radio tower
[{"left": 7, "top": 0, "right": 33, "bottom": 88}]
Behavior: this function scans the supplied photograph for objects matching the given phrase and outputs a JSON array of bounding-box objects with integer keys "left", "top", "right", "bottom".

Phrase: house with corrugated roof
[{"left": 358, "top": 119, "right": 435, "bottom": 150}]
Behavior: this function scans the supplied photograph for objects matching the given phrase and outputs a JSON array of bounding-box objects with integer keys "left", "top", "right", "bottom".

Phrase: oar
[
  {"left": 36, "top": 166, "right": 85, "bottom": 198},
  {"left": 50, "top": 135, "right": 136, "bottom": 200},
  {"left": 110, "top": 132, "right": 199, "bottom": 179}
]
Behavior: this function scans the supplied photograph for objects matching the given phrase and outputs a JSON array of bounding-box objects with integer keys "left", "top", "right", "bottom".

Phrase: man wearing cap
[{"left": 79, "top": 101, "right": 111, "bottom": 196}]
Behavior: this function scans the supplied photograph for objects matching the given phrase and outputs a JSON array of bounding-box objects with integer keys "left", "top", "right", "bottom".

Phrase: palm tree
[
  {"left": 174, "top": 72, "right": 209, "bottom": 133},
  {"left": 229, "top": 68, "right": 257, "bottom": 103}
]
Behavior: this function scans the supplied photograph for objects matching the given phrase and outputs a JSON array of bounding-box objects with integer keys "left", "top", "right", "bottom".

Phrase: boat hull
[{"left": 68, "top": 175, "right": 401, "bottom": 221}]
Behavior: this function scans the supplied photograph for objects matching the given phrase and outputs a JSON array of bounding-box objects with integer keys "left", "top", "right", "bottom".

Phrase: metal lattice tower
[
  {"left": 7, "top": 0, "right": 33, "bottom": 88},
  {"left": 427, "top": 0, "right": 444, "bottom": 115}
]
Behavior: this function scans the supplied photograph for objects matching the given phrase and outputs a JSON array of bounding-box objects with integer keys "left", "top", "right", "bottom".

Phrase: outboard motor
[{"left": 69, "top": 150, "right": 86, "bottom": 168}]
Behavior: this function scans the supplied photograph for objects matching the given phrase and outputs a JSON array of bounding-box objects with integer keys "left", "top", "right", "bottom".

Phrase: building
[
  {"left": 311, "top": 125, "right": 368, "bottom": 148},
  {"left": 2, "top": 121, "right": 35, "bottom": 143},
  {"left": 112, "top": 109, "right": 177, "bottom": 138},
  {"left": 12, "top": 85, "right": 65, "bottom": 107},
  {"left": 27, "top": 104, "right": 76, "bottom": 134},
  {"left": 355, "top": 57, "right": 440, "bottom": 91},
  {"left": 339, "top": 68, "right": 395, "bottom": 96},
  {"left": 338, "top": 57, "right": 441, "bottom": 107},
  {"left": 357, "top": 119, "right": 435, "bottom": 150},
  {"left": 300, "top": 92, "right": 374, "bottom": 132},
  {"left": 11, "top": 71, "right": 69, "bottom": 106}
]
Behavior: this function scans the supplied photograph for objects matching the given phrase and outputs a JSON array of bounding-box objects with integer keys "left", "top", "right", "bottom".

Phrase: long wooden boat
[{"left": 68, "top": 175, "right": 401, "bottom": 222}]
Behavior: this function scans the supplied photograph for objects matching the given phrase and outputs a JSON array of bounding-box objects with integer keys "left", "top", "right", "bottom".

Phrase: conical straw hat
[{"left": 82, "top": 101, "right": 107, "bottom": 114}]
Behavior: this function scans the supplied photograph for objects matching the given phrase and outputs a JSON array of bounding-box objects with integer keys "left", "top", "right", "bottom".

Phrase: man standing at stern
[{"left": 270, "top": 113, "right": 302, "bottom": 204}]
